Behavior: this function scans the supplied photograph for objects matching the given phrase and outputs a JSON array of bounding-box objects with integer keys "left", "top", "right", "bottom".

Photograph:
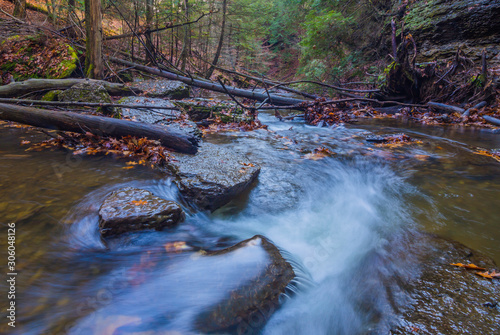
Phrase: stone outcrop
[
  {"left": 133, "top": 79, "right": 190, "bottom": 99},
  {"left": 98, "top": 187, "right": 185, "bottom": 237},
  {"left": 166, "top": 142, "right": 260, "bottom": 211},
  {"left": 392, "top": 234, "right": 500, "bottom": 334},
  {"left": 404, "top": 0, "right": 500, "bottom": 64}
]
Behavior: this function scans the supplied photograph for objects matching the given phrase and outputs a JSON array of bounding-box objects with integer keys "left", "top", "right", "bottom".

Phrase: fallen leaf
[
  {"left": 122, "top": 166, "right": 135, "bottom": 170},
  {"left": 476, "top": 271, "right": 494, "bottom": 279},
  {"left": 20, "top": 140, "right": 31, "bottom": 145},
  {"left": 451, "top": 263, "right": 486, "bottom": 271},
  {"left": 131, "top": 200, "right": 148, "bottom": 206}
]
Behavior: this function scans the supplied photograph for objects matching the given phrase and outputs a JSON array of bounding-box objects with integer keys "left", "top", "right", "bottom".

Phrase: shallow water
[{"left": 0, "top": 113, "right": 499, "bottom": 334}]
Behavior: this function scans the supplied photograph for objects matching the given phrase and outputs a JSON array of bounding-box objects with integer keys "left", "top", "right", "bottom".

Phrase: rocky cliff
[{"left": 403, "top": 0, "right": 500, "bottom": 65}]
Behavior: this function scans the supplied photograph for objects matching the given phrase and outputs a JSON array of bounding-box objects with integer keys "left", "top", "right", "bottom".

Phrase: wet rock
[
  {"left": 392, "top": 234, "right": 500, "bottom": 334},
  {"left": 405, "top": 0, "right": 500, "bottom": 65},
  {"left": 98, "top": 187, "right": 185, "bottom": 237},
  {"left": 117, "top": 96, "right": 202, "bottom": 141},
  {"left": 174, "top": 99, "right": 248, "bottom": 122},
  {"left": 59, "top": 80, "right": 113, "bottom": 115},
  {"left": 166, "top": 142, "right": 260, "bottom": 211},
  {"left": 117, "top": 96, "right": 181, "bottom": 123},
  {"left": 133, "top": 79, "right": 190, "bottom": 99},
  {"left": 195, "top": 235, "right": 296, "bottom": 334},
  {"left": 68, "top": 235, "right": 294, "bottom": 334}
]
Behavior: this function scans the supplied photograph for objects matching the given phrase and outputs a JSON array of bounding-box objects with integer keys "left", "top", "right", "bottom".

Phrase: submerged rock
[
  {"left": 68, "top": 235, "right": 294, "bottom": 334},
  {"left": 166, "top": 142, "right": 260, "bottom": 211},
  {"left": 195, "top": 235, "right": 296, "bottom": 333},
  {"left": 133, "top": 79, "right": 190, "bottom": 99},
  {"left": 98, "top": 187, "right": 185, "bottom": 237},
  {"left": 392, "top": 234, "right": 500, "bottom": 334},
  {"left": 59, "top": 80, "right": 113, "bottom": 114}
]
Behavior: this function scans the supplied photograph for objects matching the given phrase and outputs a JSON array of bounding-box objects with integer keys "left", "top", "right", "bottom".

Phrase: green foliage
[{"left": 299, "top": 9, "right": 353, "bottom": 61}]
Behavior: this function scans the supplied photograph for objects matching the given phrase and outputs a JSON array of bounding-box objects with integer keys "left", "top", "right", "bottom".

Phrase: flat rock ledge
[
  {"left": 166, "top": 142, "right": 261, "bottom": 211},
  {"left": 98, "top": 187, "right": 185, "bottom": 237},
  {"left": 133, "top": 79, "right": 190, "bottom": 99},
  {"left": 117, "top": 96, "right": 202, "bottom": 141},
  {"left": 392, "top": 234, "right": 500, "bottom": 335}
]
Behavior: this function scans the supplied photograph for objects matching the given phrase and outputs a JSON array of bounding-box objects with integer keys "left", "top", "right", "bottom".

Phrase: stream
[{"left": 1, "top": 111, "right": 500, "bottom": 334}]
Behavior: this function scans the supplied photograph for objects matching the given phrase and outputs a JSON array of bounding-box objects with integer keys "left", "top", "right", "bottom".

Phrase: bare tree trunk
[
  {"left": 85, "top": 0, "right": 103, "bottom": 79},
  {"left": 13, "top": 0, "right": 26, "bottom": 19},
  {"left": 179, "top": 0, "right": 191, "bottom": 72},
  {"left": 68, "top": 0, "right": 76, "bottom": 14},
  {"left": 145, "top": 0, "right": 155, "bottom": 63},
  {"left": 205, "top": 0, "right": 227, "bottom": 79}
]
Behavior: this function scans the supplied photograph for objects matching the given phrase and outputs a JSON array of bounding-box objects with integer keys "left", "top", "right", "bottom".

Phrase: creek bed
[{"left": 0, "top": 112, "right": 499, "bottom": 334}]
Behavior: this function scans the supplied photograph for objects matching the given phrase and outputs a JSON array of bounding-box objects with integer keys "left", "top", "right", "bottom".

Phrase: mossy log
[
  {"left": 0, "top": 103, "right": 198, "bottom": 154},
  {"left": 0, "top": 79, "right": 141, "bottom": 98}
]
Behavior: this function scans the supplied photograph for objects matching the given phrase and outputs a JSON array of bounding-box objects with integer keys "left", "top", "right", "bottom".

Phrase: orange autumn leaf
[
  {"left": 122, "top": 166, "right": 135, "bottom": 170},
  {"left": 476, "top": 271, "right": 494, "bottom": 279},
  {"left": 473, "top": 149, "right": 500, "bottom": 162},
  {"left": 451, "top": 263, "right": 486, "bottom": 271},
  {"left": 164, "top": 241, "right": 191, "bottom": 253},
  {"left": 20, "top": 140, "right": 31, "bottom": 145},
  {"left": 131, "top": 200, "right": 148, "bottom": 206},
  {"left": 490, "top": 271, "right": 500, "bottom": 278}
]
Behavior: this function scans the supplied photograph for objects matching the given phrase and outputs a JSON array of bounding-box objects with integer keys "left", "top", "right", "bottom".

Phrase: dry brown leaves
[
  {"left": 373, "top": 133, "right": 423, "bottom": 148},
  {"left": 303, "top": 146, "right": 335, "bottom": 160},
  {"left": 304, "top": 99, "right": 354, "bottom": 126},
  {"left": 473, "top": 148, "right": 500, "bottom": 162},
  {"left": 0, "top": 34, "right": 76, "bottom": 79},
  {"left": 201, "top": 118, "right": 267, "bottom": 134},
  {"left": 27, "top": 132, "right": 174, "bottom": 168}
]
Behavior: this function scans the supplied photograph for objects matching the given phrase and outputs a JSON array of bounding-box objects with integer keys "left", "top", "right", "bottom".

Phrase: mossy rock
[
  {"left": 41, "top": 90, "right": 62, "bottom": 101},
  {"left": 59, "top": 80, "right": 113, "bottom": 115},
  {"left": 174, "top": 99, "right": 249, "bottom": 123}
]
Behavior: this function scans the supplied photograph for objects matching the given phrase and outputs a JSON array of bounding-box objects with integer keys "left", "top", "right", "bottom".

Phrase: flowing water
[{"left": 1, "top": 112, "right": 499, "bottom": 334}]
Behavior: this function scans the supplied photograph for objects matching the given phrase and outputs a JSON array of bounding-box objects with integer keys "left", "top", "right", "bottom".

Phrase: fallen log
[
  {"left": 427, "top": 102, "right": 465, "bottom": 114},
  {"left": 463, "top": 101, "right": 487, "bottom": 116},
  {"left": 0, "top": 98, "right": 181, "bottom": 111},
  {"left": 108, "top": 56, "right": 307, "bottom": 107},
  {"left": 0, "top": 79, "right": 141, "bottom": 98},
  {"left": 483, "top": 115, "right": 500, "bottom": 127},
  {"left": 0, "top": 103, "right": 198, "bottom": 154}
]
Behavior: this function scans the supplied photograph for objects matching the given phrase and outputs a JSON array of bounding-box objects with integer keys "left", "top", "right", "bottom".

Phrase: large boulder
[
  {"left": 166, "top": 142, "right": 260, "bottom": 211},
  {"left": 133, "top": 79, "right": 190, "bottom": 99},
  {"left": 98, "top": 187, "right": 185, "bottom": 237},
  {"left": 404, "top": 0, "right": 500, "bottom": 65},
  {"left": 392, "top": 234, "right": 500, "bottom": 334},
  {"left": 68, "top": 235, "right": 295, "bottom": 334},
  {"left": 195, "top": 235, "right": 295, "bottom": 333},
  {"left": 59, "top": 80, "right": 113, "bottom": 114}
]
